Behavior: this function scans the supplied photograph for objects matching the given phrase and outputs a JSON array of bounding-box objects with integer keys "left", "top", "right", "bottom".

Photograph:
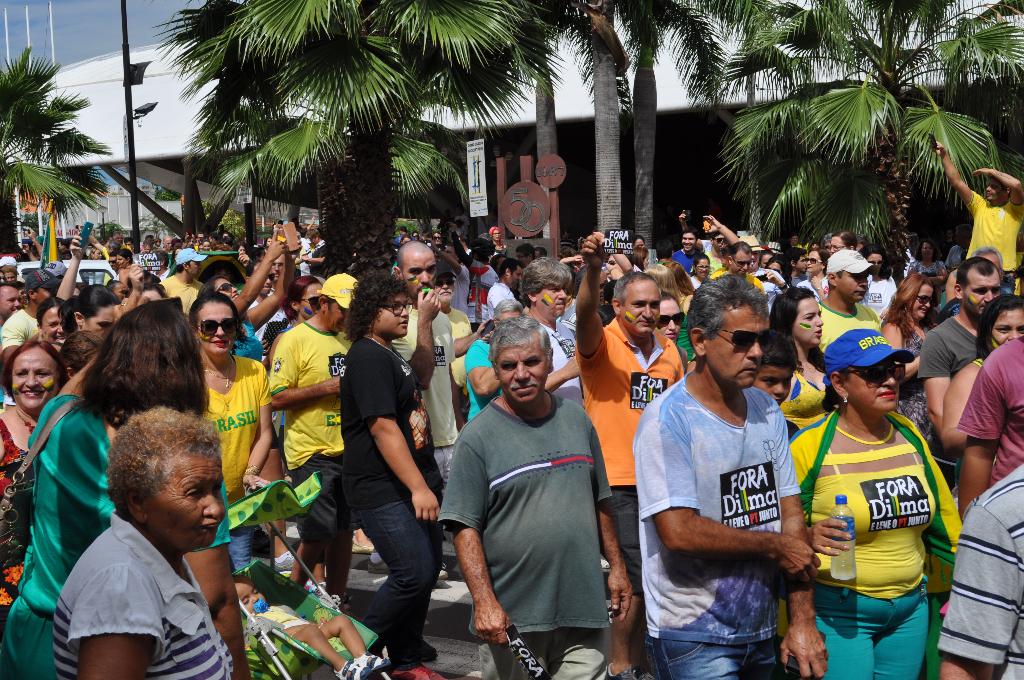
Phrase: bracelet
[{"left": 244, "top": 465, "right": 260, "bottom": 477}]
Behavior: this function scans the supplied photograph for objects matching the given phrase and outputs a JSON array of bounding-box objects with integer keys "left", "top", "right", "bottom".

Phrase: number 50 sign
[{"left": 500, "top": 154, "right": 566, "bottom": 237}]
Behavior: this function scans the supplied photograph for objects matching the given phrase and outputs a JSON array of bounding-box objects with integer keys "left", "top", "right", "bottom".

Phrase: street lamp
[{"left": 120, "top": 0, "right": 144, "bottom": 251}]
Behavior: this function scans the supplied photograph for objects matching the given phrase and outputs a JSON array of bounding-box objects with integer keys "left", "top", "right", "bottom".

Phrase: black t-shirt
[{"left": 340, "top": 338, "right": 443, "bottom": 509}]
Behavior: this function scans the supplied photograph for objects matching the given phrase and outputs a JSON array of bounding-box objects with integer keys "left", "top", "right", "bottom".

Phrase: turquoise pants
[{"left": 814, "top": 581, "right": 928, "bottom": 680}]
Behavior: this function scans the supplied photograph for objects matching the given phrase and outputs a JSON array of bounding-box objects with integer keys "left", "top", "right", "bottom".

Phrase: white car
[{"left": 16, "top": 260, "right": 117, "bottom": 286}]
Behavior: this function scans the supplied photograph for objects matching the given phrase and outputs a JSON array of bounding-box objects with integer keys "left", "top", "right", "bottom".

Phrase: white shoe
[
  {"left": 337, "top": 653, "right": 391, "bottom": 680},
  {"left": 437, "top": 563, "right": 448, "bottom": 581},
  {"left": 275, "top": 552, "right": 294, "bottom": 570},
  {"left": 601, "top": 558, "right": 610, "bottom": 570}
]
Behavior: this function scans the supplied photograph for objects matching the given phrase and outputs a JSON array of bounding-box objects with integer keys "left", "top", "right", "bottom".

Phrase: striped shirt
[
  {"left": 939, "top": 465, "right": 1024, "bottom": 677},
  {"left": 53, "top": 513, "right": 232, "bottom": 680}
]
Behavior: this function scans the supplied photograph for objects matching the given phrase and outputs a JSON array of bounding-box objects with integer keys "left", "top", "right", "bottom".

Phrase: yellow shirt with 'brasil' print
[
  {"left": 269, "top": 322, "right": 351, "bottom": 468},
  {"left": 207, "top": 357, "right": 271, "bottom": 503},
  {"left": 818, "top": 302, "right": 881, "bottom": 352}
]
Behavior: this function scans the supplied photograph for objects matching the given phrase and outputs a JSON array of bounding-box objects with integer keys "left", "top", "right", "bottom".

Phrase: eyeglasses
[
  {"left": 199, "top": 318, "right": 237, "bottom": 336},
  {"left": 216, "top": 282, "right": 236, "bottom": 294},
  {"left": 847, "top": 364, "right": 905, "bottom": 384},
  {"left": 694, "top": 265, "right": 710, "bottom": 271},
  {"left": 806, "top": 258, "right": 822, "bottom": 264},
  {"left": 916, "top": 294, "right": 933, "bottom": 306},
  {"left": 302, "top": 295, "right": 321, "bottom": 308},
  {"left": 713, "top": 237, "right": 726, "bottom": 243},
  {"left": 381, "top": 301, "right": 414, "bottom": 315},
  {"left": 733, "top": 259, "right": 753, "bottom": 268},
  {"left": 718, "top": 328, "right": 774, "bottom": 347},
  {"left": 657, "top": 312, "right": 685, "bottom": 328}
]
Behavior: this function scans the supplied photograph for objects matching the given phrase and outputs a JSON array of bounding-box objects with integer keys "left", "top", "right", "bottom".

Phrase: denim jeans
[
  {"left": 646, "top": 635, "right": 775, "bottom": 680},
  {"left": 355, "top": 499, "right": 443, "bottom": 671},
  {"left": 1003, "top": 272, "right": 1017, "bottom": 295},
  {"left": 227, "top": 525, "right": 255, "bottom": 572}
]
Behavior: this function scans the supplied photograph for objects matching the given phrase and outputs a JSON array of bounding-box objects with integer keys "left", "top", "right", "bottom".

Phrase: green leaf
[{"left": 806, "top": 83, "right": 901, "bottom": 164}]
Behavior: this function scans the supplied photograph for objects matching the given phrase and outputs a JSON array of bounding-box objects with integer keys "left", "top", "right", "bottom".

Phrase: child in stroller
[{"left": 235, "top": 575, "right": 390, "bottom": 680}]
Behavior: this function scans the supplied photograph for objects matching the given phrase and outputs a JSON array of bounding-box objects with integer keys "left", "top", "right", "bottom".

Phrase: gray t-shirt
[
  {"left": 919, "top": 316, "right": 977, "bottom": 380},
  {"left": 439, "top": 396, "right": 611, "bottom": 634},
  {"left": 939, "top": 464, "right": 1024, "bottom": 678}
]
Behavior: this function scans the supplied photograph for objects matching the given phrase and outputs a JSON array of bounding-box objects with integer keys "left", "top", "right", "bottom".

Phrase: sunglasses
[
  {"left": 733, "top": 260, "right": 753, "bottom": 268},
  {"left": 199, "top": 318, "right": 237, "bottom": 336},
  {"left": 806, "top": 258, "right": 822, "bottom": 264},
  {"left": 216, "top": 282, "right": 237, "bottom": 294},
  {"left": 916, "top": 294, "right": 933, "bottom": 305},
  {"left": 713, "top": 237, "right": 726, "bottom": 243},
  {"left": 302, "top": 295, "right": 321, "bottom": 308},
  {"left": 657, "top": 312, "right": 685, "bottom": 328},
  {"left": 381, "top": 301, "right": 414, "bottom": 315},
  {"left": 719, "top": 328, "right": 774, "bottom": 347},
  {"left": 847, "top": 364, "right": 905, "bottom": 384},
  {"left": 694, "top": 265, "right": 710, "bottom": 271}
]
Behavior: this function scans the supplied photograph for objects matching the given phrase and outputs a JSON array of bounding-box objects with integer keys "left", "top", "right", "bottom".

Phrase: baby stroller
[{"left": 229, "top": 474, "right": 385, "bottom": 680}]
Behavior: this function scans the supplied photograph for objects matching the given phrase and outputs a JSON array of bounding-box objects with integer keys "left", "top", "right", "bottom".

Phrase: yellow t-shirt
[
  {"left": 781, "top": 371, "right": 826, "bottom": 430},
  {"left": 207, "top": 357, "right": 271, "bottom": 503},
  {"left": 446, "top": 308, "right": 472, "bottom": 389},
  {"left": 0, "top": 309, "right": 37, "bottom": 351},
  {"left": 393, "top": 310, "right": 458, "bottom": 447},
  {"left": 967, "top": 191, "right": 1024, "bottom": 271},
  {"left": 269, "top": 322, "right": 351, "bottom": 468},
  {"left": 818, "top": 302, "right": 881, "bottom": 352},
  {"left": 162, "top": 274, "right": 203, "bottom": 314},
  {"left": 710, "top": 268, "right": 766, "bottom": 293}
]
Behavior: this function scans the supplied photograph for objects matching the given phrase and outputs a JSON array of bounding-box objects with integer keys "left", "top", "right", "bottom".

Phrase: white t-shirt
[
  {"left": 864, "top": 276, "right": 898, "bottom": 317},
  {"left": 299, "top": 238, "right": 312, "bottom": 276},
  {"left": 452, "top": 264, "right": 471, "bottom": 317},
  {"left": 468, "top": 262, "right": 498, "bottom": 324},
  {"left": 486, "top": 281, "right": 516, "bottom": 320},
  {"left": 539, "top": 321, "right": 582, "bottom": 405}
]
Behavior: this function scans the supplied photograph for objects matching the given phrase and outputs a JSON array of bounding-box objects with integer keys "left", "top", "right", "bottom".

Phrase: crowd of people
[{"left": 0, "top": 145, "right": 1022, "bottom": 680}]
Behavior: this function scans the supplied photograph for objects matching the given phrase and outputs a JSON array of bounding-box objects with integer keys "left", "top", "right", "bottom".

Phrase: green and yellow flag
[{"left": 40, "top": 200, "right": 57, "bottom": 265}]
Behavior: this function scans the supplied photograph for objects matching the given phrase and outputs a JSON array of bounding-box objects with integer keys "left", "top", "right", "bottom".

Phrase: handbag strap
[{"left": 1, "top": 399, "right": 79, "bottom": 506}]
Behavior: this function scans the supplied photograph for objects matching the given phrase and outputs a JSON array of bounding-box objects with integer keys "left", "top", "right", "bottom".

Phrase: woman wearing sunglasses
[
  {"left": 789, "top": 329, "right": 960, "bottom": 680},
  {"left": 657, "top": 292, "right": 689, "bottom": 365},
  {"left": 806, "top": 246, "right": 829, "bottom": 300},
  {"left": 770, "top": 288, "right": 827, "bottom": 428},
  {"left": 191, "top": 291, "right": 273, "bottom": 569},
  {"left": 881, "top": 273, "right": 939, "bottom": 459}
]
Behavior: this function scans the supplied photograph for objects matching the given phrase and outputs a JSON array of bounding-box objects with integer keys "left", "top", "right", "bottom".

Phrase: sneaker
[
  {"left": 437, "top": 563, "right": 448, "bottom": 581},
  {"left": 367, "top": 559, "right": 390, "bottom": 575},
  {"left": 601, "top": 558, "right": 610, "bottom": 570},
  {"left": 352, "top": 540, "right": 375, "bottom": 555},
  {"left": 391, "top": 665, "right": 444, "bottom": 680},
  {"left": 420, "top": 640, "right": 438, "bottom": 662},
  {"left": 337, "top": 653, "right": 391, "bottom": 680},
  {"left": 631, "top": 666, "right": 655, "bottom": 680},
  {"left": 275, "top": 552, "right": 294, "bottom": 570}
]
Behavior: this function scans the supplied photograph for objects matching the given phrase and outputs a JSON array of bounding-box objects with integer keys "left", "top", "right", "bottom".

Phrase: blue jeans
[
  {"left": 227, "top": 525, "right": 255, "bottom": 572},
  {"left": 354, "top": 499, "right": 443, "bottom": 671},
  {"left": 646, "top": 635, "right": 774, "bottom": 680},
  {"left": 813, "top": 582, "right": 928, "bottom": 680},
  {"left": 1003, "top": 272, "right": 1017, "bottom": 295}
]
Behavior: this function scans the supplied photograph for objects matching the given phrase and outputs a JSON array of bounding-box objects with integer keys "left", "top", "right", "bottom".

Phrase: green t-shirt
[{"left": 439, "top": 396, "right": 612, "bottom": 634}]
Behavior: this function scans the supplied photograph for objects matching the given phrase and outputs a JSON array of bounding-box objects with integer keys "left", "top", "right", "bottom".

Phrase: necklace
[
  {"left": 13, "top": 404, "right": 36, "bottom": 435},
  {"left": 204, "top": 356, "right": 236, "bottom": 391},
  {"left": 836, "top": 418, "right": 893, "bottom": 446},
  {"left": 368, "top": 335, "right": 391, "bottom": 351}
]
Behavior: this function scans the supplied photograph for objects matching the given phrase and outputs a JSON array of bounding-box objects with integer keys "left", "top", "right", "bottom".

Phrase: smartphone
[
  {"left": 928, "top": 133, "right": 937, "bottom": 150},
  {"left": 682, "top": 209, "right": 692, "bottom": 220},
  {"left": 283, "top": 221, "right": 301, "bottom": 251},
  {"left": 479, "top": 319, "right": 495, "bottom": 337},
  {"left": 79, "top": 222, "right": 94, "bottom": 246},
  {"left": 784, "top": 632, "right": 825, "bottom": 675}
]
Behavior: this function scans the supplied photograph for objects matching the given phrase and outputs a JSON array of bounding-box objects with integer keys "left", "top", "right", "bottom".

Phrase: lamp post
[{"left": 119, "top": 0, "right": 140, "bottom": 250}]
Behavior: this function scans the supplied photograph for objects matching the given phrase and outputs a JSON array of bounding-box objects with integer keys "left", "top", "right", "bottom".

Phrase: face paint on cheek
[
  {"left": 303, "top": 308, "right": 313, "bottom": 316},
  {"left": 200, "top": 333, "right": 215, "bottom": 342},
  {"left": 799, "top": 323, "right": 813, "bottom": 330},
  {"left": 407, "top": 277, "right": 418, "bottom": 282},
  {"left": 10, "top": 384, "right": 18, "bottom": 396},
  {"left": 542, "top": 294, "right": 553, "bottom": 306},
  {"left": 42, "top": 379, "right": 55, "bottom": 391},
  {"left": 969, "top": 295, "right": 980, "bottom": 305},
  {"left": 624, "top": 312, "right": 636, "bottom": 323},
  {"left": 992, "top": 336, "right": 1001, "bottom": 349}
]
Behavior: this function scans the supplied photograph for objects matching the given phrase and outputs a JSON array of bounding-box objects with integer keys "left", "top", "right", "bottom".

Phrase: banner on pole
[{"left": 466, "top": 139, "right": 488, "bottom": 218}]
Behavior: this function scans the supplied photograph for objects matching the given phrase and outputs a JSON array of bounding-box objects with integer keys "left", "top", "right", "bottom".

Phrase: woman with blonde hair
[
  {"left": 662, "top": 260, "right": 696, "bottom": 311},
  {"left": 646, "top": 264, "right": 694, "bottom": 360}
]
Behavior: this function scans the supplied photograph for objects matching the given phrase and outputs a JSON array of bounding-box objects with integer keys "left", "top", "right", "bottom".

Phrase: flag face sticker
[
  {"left": 720, "top": 463, "right": 780, "bottom": 530},
  {"left": 859, "top": 475, "right": 931, "bottom": 531},
  {"left": 630, "top": 372, "right": 666, "bottom": 409}
]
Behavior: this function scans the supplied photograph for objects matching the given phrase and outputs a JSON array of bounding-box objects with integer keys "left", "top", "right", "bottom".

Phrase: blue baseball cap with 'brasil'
[{"left": 823, "top": 329, "right": 914, "bottom": 385}]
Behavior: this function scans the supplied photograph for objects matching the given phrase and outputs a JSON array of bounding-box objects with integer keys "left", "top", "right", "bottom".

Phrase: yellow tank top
[
  {"left": 810, "top": 435, "right": 935, "bottom": 599},
  {"left": 782, "top": 372, "right": 826, "bottom": 430}
]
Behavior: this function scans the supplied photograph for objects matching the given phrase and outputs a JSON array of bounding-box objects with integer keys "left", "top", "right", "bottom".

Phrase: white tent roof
[{"left": 57, "top": 44, "right": 715, "bottom": 165}]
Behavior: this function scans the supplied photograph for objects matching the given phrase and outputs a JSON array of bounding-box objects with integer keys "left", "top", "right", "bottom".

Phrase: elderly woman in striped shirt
[{"left": 53, "top": 407, "right": 233, "bottom": 680}]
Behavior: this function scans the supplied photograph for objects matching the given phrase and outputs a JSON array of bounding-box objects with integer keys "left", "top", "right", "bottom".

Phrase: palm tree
[
  {"left": 0, "top": 49, "right": 108, "bottom": 254},
  {"left": 167, "top": 0, "right": 549, "bottom": 276},
  {"left": 721, "top": 0, "right": 1024, "bottom": 271}
]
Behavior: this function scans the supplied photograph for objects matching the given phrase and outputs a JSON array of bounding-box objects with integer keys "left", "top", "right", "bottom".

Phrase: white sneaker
[
  {"left": 601, "top": 558, "right": 610, "bottom": 570},
  {"left": 275, "top": 553, "right": 294, "bottom": 570},
  {"left": 337, "top": 653, "right": 391, "bottom": 680},
  {"left": 437, "top": 563, "right": 448, "bottom": 581}
]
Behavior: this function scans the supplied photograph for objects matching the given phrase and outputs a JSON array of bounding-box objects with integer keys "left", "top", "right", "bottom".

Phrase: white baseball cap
[{"left": 826, "top": 249, "right": 876, "bottom": 275}]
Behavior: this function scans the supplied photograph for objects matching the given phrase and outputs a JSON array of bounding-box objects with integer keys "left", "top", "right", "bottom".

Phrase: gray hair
[
  {"left": 612, "top": 271, "right": 658, "bottom": 304},
  {"left": 955, "top": 223, "right": 972, "bottom": 237},
  {"left": 970, "top": 245, "right": 1003, "bottom": 269},
  {"left": 493, "top": 299, "right": 524, "bottom": 318},
  {"left": 488, "top": 316, "right": 552, "bottom": 366},
  {"left": 107, "top": 407, "right": 222, "bottom": 520},
  {"left": 520, "top": 258, "right": 572, "bottom": 306},
  {"left": 395, "top": 240, "right": 433, "bottom": 269},
  {"left": 686, "top": 275, "right": 768, "bottom": 340}
]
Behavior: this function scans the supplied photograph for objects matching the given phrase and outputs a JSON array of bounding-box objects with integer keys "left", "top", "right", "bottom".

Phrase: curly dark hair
[{"left": 345, "top": 272, "right": 408, "bottom": 340}]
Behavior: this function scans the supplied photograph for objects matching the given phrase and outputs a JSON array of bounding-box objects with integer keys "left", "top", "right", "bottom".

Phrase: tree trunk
[
  {"left": 593, "top": 0, "right": 621, "bottom": 232},
  {"left": 319, "top": 127, "right": 398, "bottom": 277},
  {"left": 536, "top": 77, "right": 558, "bottom": 239},
  {"left": 875, "top": 128, "right": 910, "bottom": 282},
  {"left": 0, "top": 200, "right": 17, "bottom": 255},
  {"left": 633, "top": 65, "right": 656, "bottom": 246}
]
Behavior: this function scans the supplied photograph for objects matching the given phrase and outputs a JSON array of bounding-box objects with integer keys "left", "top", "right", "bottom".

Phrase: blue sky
[{"left": 4, "top": 1, "right": 189, "bottom": 66}]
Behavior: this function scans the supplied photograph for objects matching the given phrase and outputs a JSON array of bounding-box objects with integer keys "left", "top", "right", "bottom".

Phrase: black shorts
[
  {"left": 289, "top": 453, "right": 357, "bottom": 541},
  {"left": 609, "top": 486, "right": 643, "bottom": 596}
]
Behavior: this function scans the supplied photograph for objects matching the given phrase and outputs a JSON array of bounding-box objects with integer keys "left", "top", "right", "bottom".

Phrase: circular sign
[
  {"left": 500, "top": 181, "right": 550, "bottom": 236},
  {"left": 535, "top": 154, "right": 567, "bottom": 189}
]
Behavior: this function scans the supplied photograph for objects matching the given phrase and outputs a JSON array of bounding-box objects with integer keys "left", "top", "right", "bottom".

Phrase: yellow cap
[{"left": 321, "top": 274, "right": 357, "bottom": 308}]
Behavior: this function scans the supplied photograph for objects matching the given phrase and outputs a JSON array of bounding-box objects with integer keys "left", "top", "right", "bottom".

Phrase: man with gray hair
[
  {"left": 634, "top": 275, "right": 826, "bottom": 680},
  {"left": 522, "top": 258, "right": 582, "bottom": 404},
  {"left": 441, "top": 316, "right": 631, "bottom": 680}
]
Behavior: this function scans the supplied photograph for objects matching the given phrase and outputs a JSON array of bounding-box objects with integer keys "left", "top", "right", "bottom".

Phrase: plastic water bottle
[{"left": 829, "top": 494, "right": 856, "bottom": 580}]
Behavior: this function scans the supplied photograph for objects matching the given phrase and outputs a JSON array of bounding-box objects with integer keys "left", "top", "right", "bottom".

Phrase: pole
[
  {"left": 47, "top": 1, "right": 52, "bottom": 64},
  {"left": 4, "top": 9, "right": 9, "bottom": 63},
  {"left": 119, "top": 0, "right": 140, "bottom": 249},
  {"left": 244, "top": 201, "right": 255, "bottom": 248},
  {"left": 23, "top": 5, "right": 27, "bottom": 49}
]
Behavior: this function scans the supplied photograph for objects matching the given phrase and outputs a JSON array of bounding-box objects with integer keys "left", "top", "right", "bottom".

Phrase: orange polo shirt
[{"left": 579, "top": 321, "right": 685, "bottom": 486}]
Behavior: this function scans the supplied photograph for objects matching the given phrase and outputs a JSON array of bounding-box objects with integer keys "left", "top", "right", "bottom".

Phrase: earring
[{"left": 842, "top": 396, "right": 848, "bottom": 403}]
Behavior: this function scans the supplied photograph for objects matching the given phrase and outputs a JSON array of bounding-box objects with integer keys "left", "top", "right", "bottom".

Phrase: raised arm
[
  {"left": 705, "top": 215, "right": 740, "bottom": 245},
  {"left": 236, "top": 237, "right": 287, "bottom": 314},
  {"left": 575, "top": 233, "right": 608, "bottom": 358},
  {"left": 247, "top": 238, "right": 296, "bottom": 329},
  {"left": 935, "top": 142, "right": 975, "bottom": 205},
  {"left": 974, "top": 167, "right": 1024, "bottom": 205},
  {"left": 450, "top": 232, "right": 474, "bottom": 268},
  {"left": 56, "top": 235, "right": 84, "bottom": 301}
]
